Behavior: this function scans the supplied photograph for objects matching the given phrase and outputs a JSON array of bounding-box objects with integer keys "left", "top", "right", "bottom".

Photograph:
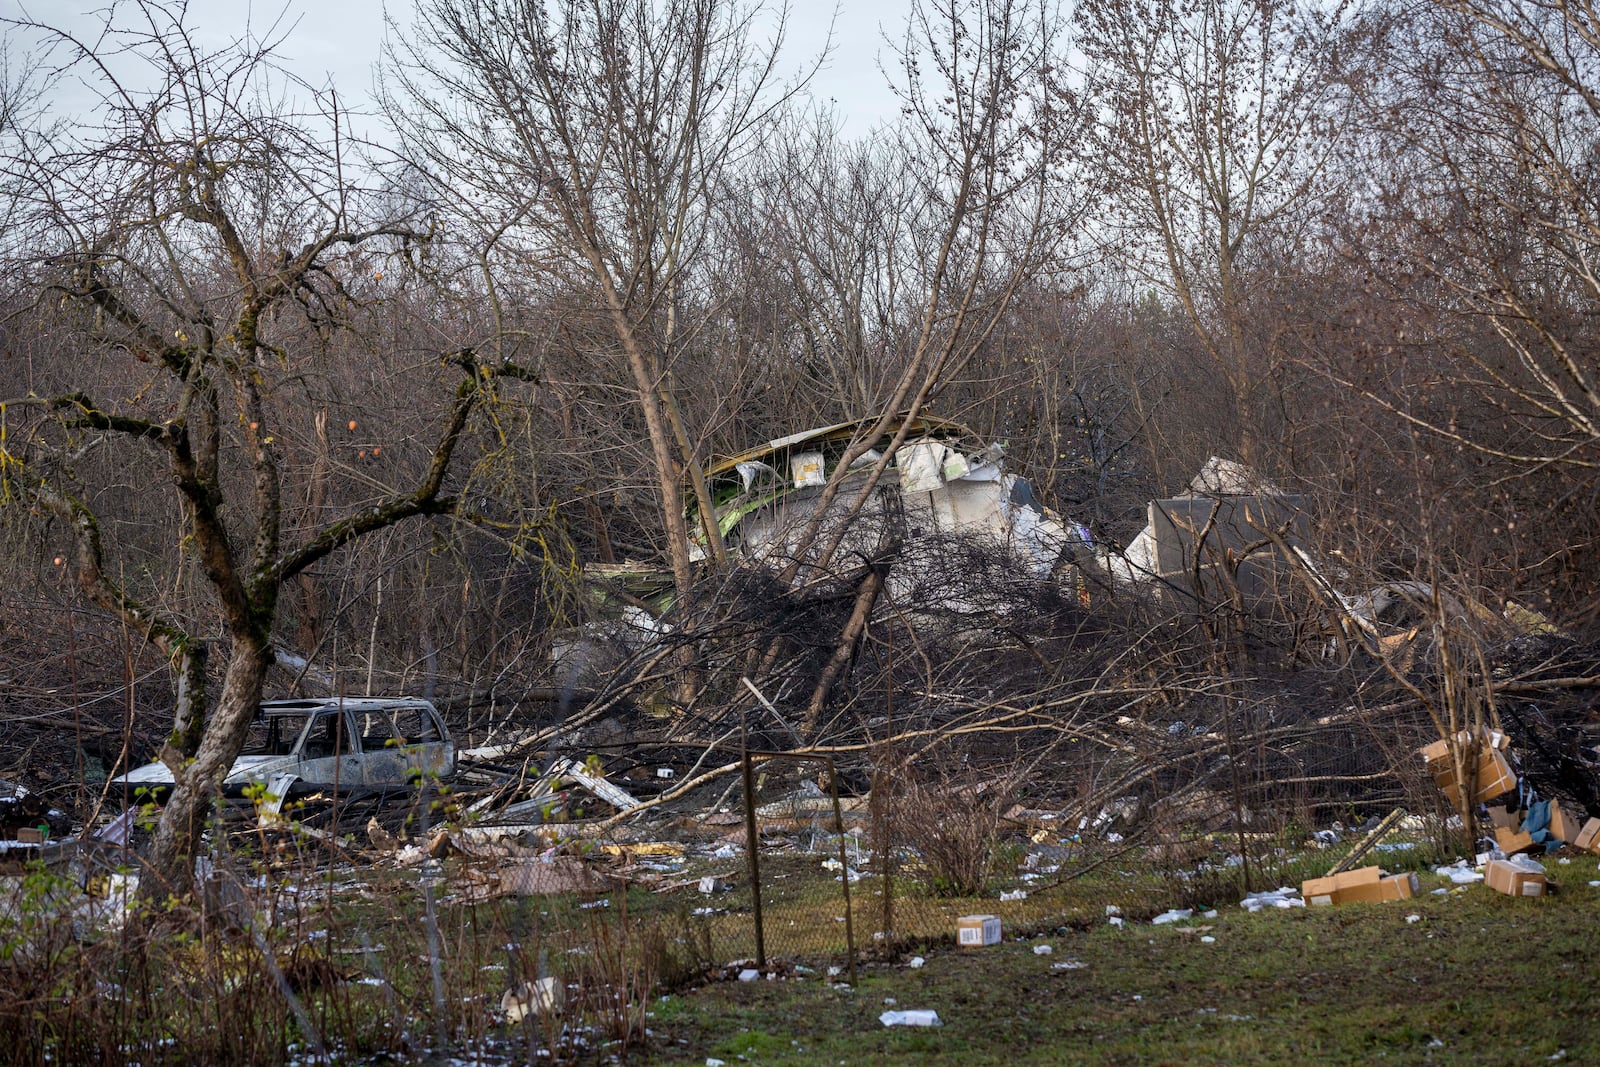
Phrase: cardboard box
[
  {"left": 1333, "top": 871, "right": 1419, "bottom": 905},
  {"left": 1476, "top": 747, "right": 1517, "bottom": 801},
  {"left": 1485, "top": 858, "right": 1547, "bottom": 898},
  {"left": 1432, "top": 746, "right": 1517, "bottom": 804},
  {"left": 1333, "top": 866, "right": 1384, "bottom": 888},
  {"left": 1494, "top": 826, "right": 1537, "bottom": 855},
  {"left": 1419, "top": 737, "right": 1453, "bottom": 765},
  {"left": 1574, "top": 818, "right": 1600, "bottom": 854},
  {"left": 1419, "top": 727, "right": 1510, "bottom": 760},
  {"left": 1548, "top": 800, "right": 1584, "bottom": 845},
  {"left": 1300, "top": 867, "right": 1413, "bottom": 906},
  {"left": 1301, "top": 875, "right": 1340, "bottom": 906},
  {"left": 957, "top": 914, "right": 1002, "bottom": 947},
  {"left": 13, "top": 827, "right": 45, "bottom": 844}
]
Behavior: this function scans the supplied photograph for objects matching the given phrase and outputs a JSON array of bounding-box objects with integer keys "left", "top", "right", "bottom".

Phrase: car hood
[{"left": 111, "top": 754, "right": 295, "bottom": 789}]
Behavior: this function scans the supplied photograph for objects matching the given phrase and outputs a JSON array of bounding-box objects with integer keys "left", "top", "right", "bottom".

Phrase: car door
[
  {"left": 354, "top": 706, "right": 411, "bottom": 788},
  {"left": 401, "top": 704, "right": 455, "bottom": 781},
  {"left": 294, "top": 709, "right": 363, "bottom": 789}
]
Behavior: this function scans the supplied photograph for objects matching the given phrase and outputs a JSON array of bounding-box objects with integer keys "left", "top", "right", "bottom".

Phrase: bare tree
[
  {"left": 0, "top": 2, "right": 534, "bottom": 895},
  {"left": 390, "top": 0, "right": 815, "bottom": 603},
  {"left": 1079, "top": 0, "right": 1353, "bottom": 461},
  {"left": 1333, "top": 0, "right": 1600, "bottom": 472},
  {"left": 769, "top": 0, "right": 1091, "bottom": 583}
]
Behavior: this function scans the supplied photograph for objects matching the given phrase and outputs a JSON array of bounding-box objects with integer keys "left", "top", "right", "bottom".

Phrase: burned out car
[{"left": 109, "top": 697, "right": 456, "bottom": 800}]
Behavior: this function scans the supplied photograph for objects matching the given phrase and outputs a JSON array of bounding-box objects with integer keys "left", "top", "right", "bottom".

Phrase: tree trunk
[
  {"left": 803, "top": 544, "right": 898, "bottom": 738},
  {"left": 165, "top": 639, "right": 209, "bottom": 760},
  {"left": 142, "top": 632, "right": 272, "bottom": 902}
]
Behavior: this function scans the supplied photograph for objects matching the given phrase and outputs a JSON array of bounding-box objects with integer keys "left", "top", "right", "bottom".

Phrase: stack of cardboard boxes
[
  {"left": 1301, "top": 729, "right": 1599, "bottom": 906},
  {"left": 1419, "top": 729, "right": 1516, "bottom": 807}
]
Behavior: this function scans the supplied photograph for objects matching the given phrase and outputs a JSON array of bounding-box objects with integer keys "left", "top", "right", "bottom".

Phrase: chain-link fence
[{"left": 652, "top": 683, "right": 1462, "bottom": 975}]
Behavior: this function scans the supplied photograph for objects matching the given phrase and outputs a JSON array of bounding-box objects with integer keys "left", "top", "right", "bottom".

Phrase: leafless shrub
[{"left": 889, "top": 767, "right": 1025, "bottom": 898}]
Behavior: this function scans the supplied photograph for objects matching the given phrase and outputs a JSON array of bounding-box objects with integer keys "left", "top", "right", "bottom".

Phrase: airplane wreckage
[
  {"left": 577, "top": 414, "right": 1533, "bottom": 648},
  {"left": 564, "top": 413, "right": 1406, "bottom": 670},
  {"left": 573, "top": 414, "right": 1095, "bottom": 647}
]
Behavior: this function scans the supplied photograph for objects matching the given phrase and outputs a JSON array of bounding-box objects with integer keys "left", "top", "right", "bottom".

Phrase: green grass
[{"left": 642, "top": 854, "right": 1600, "bottom": 1065}]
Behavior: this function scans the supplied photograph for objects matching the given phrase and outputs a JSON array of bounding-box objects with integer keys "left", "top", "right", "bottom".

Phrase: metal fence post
[{"left": 741, "top": 747, "right": 765, "bottom": 969}]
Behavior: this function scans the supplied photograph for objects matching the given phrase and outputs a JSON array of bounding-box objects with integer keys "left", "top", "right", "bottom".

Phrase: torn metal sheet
[
  {"left": 582, "top": 415, "right": 1083, "bottom": 609},
  {"left": 547, "top": 757, "right": 640, "bottom": 812},
  {"left": 1099, "top": 457, "right": 1309, "bottom": 602}
]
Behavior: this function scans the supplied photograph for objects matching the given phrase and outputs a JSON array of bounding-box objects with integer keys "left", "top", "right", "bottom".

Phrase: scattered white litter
[
  {"left": 501, "top": 977, "right": 564, "bottom": 1023},
  {"left": 880, "top": 1010, "right": 941, "bottom": 1027},
  {"left": 1434, "top": 863, "right": 1484, "bottom": 885},
  {"left": 1203, "top": 910, "right": 1219, "bottom": 919},
  {"left": 1033, "top": 944, "right": 1053, "bottom": 955},
  {"left": 1239, "top": 888, "right": 1304, "bottom": 912},
  {"left": 1152, "top": 908, "right": 1194, "bottom": 925},
  {"left": 738, "top": 969, "right": 760, "bottom": 982},
  {"left": 1199, "top": 936, "right": 1216, "bottom": 944},
  {"left": 1053, "top": 960, "right": 1088, "bottom": 970},
  {"left": 707, "top": 1059, "right": 727, "bottom": 1067},
  {"left": 1000, "top": 889, "right": 1027, "bottom": 901},
  {"left": 909, "top": 956, "right": 925, "bottom": 969},
  {"left": 1558, "top": 857, "right": 1572, "bottom": 866},
  {"left": 1108, "top": 916, "right": 1125, "bottom": 928},
  {"left": 1105, "top": 904, "right": 1123, "bottom": 916},
  {"left": 1406, "top": 914, "right": 1422, "bottom": 924}
]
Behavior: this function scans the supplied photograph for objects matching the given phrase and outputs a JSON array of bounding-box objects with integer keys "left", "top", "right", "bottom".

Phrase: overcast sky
[{"left": 1, "top": 0, "right": 913, "bottom": 136}]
